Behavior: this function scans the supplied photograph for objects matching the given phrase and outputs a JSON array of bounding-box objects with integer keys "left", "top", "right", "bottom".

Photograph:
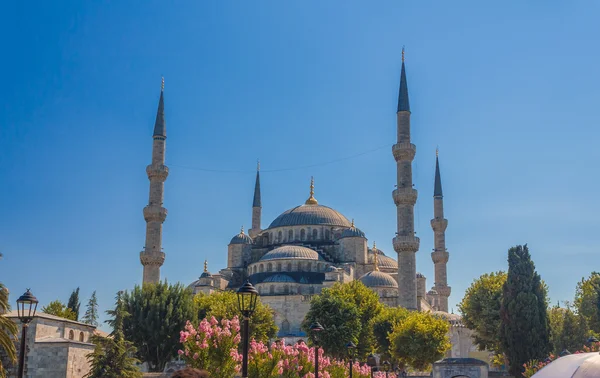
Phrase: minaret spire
[
  {"left": 431, "top": 149, "right": 450, "bottom": 312},
  {"left": 373, "top": 242, "right": 379, "bottom": 272},
  {"left": 392, "top": 50, "right": 420, "bottom": 310},
  {"left": 141, "top": 78, "right": 170, "bottom": 284},
  {"left": 249, "top": 161, "right": 262, "bottom": 238}
]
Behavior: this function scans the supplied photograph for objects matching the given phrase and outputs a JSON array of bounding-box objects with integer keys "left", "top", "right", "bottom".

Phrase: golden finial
[
  {"left": 351, "top": 219, "right": 355, "bottom": 228},
  {"left": 373, "top": 241, "right": 377, "bottom": 250},
  {"left": 373, "top": 247, "right": 379, "bottom": 271},
  {"left": 203, "top": 260, "right": 208, "bottom": 273},
  {"left": 240, "top": 226, "right": 244, "bottom": 235},
  {"left": 305, "top": 176, "right": 318, "bottom": 205},
  {"left": 161, "top": 77, "right": 165, "bottom": 92},
  {"left": 401, "top": 46, "right": 405, "bottom": 63}
]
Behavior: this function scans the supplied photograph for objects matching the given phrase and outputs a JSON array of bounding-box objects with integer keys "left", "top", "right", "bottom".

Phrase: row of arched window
[
  {"left": 256, "top": 284, "right": 316, "bottom": 295},
  {"left": 267, "top": 228, "right": 332, "bottom": 244},
  {"left": 68, "top": 330, "right": 86, "bottom": 342},
  {"left": 249, "top": 261, "right": 325, "bottom": 274}
]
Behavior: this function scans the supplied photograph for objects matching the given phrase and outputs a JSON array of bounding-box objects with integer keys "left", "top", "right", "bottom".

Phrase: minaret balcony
[
  {"left": 392, "top": 142, "right": 416, "bottom": 162},
  {"left": 139, "top": 251, "right": 165, "bottom": 266},
  {"left": 434, "top": 284, "right": 451, "bottom": 297},
  {"left": 393, "top": 235, "right": 420, "bottom": 253},
  {"left": 143, "top": 205, "right": 168, "bottom": 222},
  {"left": 146, "top": 164, "right": 169, "bottom": 181},
  {"left": 393, "top": 188, "right": 418, "bottom": 205},
  {"left": 430, "top": 218, "right": 448, "bottom": 232},
  {"left": 431, "top": 250, "right": 449, "bottom": 264}
]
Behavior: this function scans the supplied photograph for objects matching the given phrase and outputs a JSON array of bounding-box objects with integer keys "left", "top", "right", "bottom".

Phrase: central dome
[{"left": 268, "top": 204, "right": 352, "bottom": 228}]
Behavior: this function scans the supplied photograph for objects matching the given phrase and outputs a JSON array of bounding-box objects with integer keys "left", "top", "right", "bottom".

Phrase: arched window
[
  {"left": 258, "top": 286, "right": 263, "bottom": 295},
  {"left": 300, "top": 229, "right": 306, "bottom": 240},
  {"left": 287, "top": 263, "right": 292, "bottom": 271},
  {"left": 281, "top": 320, "right": 290, "bottom": 334},
  {"left": 288, "top": 230, "right": 293, "bottom": 241},
  {"left": 79, "top": 332, "right": 84, "bottom": 342},
  {"left": 253, "top": 265, "right": 257, "bottom": 274},
  {"left": 267, "top": 263, "right": 273, "bottom": 272},
  {"left": 278, "top": 231, "right": 282, "bottom": 243},
  {"left": 325, "top": 229, "right": 330, "bottom": 240},
  {"left": 68, "top": 330, "right": 74, "bottom": 340},
  {"left": 312, "top": 229, "right": 318, "bottom": 240},
  {"left": 270, "top": 285, "right": 275, "bottom": 294},
  {"left": 276, "top": 263, "right": 282, "bottom": 272},
  {"left": 259, "top": 264, "right": 264, "bottom": 273},
  {"left": 284, "top": 285, "right": 290, "bottom": 294},
  {"left": 297, "top": 262, "right": 303, "bottom": 272}
]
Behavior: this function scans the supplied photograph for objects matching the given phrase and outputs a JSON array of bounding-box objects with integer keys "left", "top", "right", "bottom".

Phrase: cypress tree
[
  {"left": 67, "top": 287, "right": 81, "bottom": 321},
  {"left": 500, "top": 244, "right": 550, "bottom": 376}
]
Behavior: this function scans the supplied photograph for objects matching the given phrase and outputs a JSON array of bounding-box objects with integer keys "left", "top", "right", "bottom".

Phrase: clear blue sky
[{"left": 2, "top": 1, "right": 599, "bottom": 328}]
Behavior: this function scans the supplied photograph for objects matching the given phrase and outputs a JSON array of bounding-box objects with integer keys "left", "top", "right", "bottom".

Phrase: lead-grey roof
[
  {"left": 268, "top": 204, "right": 351, "bottom": 228},
  {"left": 253, "top": 170, "right": 261, "bottom": 207},
  {"left": 153, "top": 89, "right": 166, "bottom": 138},
  {"left": 340, "top": 226, "right": 366, "bottom": 239},
  {"left": 259, "top": 245, "right": 321, "bottom": 261},
  {"left": 230, "top": 232, "right": 253, "bottom": 245},
  {"left": 368, "top": 249, "right": 398, "bottom": 269},
  {"left": 263, "top": 274, "right": 296, "bottom": 283},
  {"left": 359, "top": 271, "right": 398, "bottom": 288},
  {"left": 434, "top": 155, "right": 443, "bottom": 198}
]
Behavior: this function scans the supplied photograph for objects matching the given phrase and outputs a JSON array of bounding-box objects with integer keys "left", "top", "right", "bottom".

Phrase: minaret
[
  {"left": 140, "top": 78, "right": 169, "bottom": 284},
  {"left": 249, "top": 161, "right": 262, "bottom": 238},
  {"left": 430, "top": 149, "right": 451, "bottom": 312},
  {"left": 392, "top": 49, "right": 420, "bottom": 310}
]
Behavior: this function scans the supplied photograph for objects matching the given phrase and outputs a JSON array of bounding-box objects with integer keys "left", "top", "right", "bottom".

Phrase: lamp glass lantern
[
  {"left": 382, "top": 361, "right": 390, "bottom": 372},
  {"left": 16, "top": 289, "right": 38, "bottom": 324},
  {"left": 236, "top": 281, "right": 258, "bottom": 318}
]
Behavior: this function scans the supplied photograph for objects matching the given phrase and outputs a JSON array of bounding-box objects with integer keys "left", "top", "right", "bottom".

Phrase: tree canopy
[
  {"left": 548, "top": 305, "right": 588, "bottom": 355},
  {"left": 302, "top": 281, "right": 383, "bottom": 359},
  {"left": 120, "top": 282, "right": 197, "bottom": 372},
  {"left": 82, "top": 291, "right": 99, "bottom": 327},
  {"left": 67, "top": 287, "right": 81, "bottom": 321},
  {"left": 575, "top": 272, "right": 600, "bottom": 334},
  {"left": 389, "top": 311, "right": 451, "bottom": 371},
  {"left": 500, "top": 244, "right": 550, "bottom": 377},
  {"left": 41, "top": 300, "right": 77, "bottom": 321},
  {"left": 458, "top": 271, "right": 507, "bottom": 352},
  {"left": 372, "top": 306, "right": 410, "bottom": 361},
  {"left": 194, "top": 290, "right": 277, "bottom": 343}
]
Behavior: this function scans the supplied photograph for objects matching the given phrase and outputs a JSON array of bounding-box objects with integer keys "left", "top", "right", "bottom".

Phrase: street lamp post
[
  {"left": 237, "top": 282, "right": 258, "bottom": 378},
  {"left": 310, "top": 322, "right": 324, "bottom": 378},
  {"left": 382, "top": 361, "right": 390, "bottom": 378},
  {"left": 367, "top": 353, "right": 376, "bottom": 378},
  {"left": 16, "top": 289, "right": 38, "bottom": 378},
  {"left": 346, "top": 341, "right": 356, "bottom": 378}
]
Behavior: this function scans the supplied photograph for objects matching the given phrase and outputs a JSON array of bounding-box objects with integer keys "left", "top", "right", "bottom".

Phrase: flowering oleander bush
[
  {"left": 178, "top": 316, "right": 242, "bottom": 378},
  {"left": 521, "top": 342, "right": 600, "bottom": 377},
  {"left": 178, "top": 317, "right": 375, "bottom": 378}
]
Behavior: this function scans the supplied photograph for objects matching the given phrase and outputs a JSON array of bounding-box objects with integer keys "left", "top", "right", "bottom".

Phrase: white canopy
[{"left": 532, "top": 352, "right": 600, "bottom": 378}]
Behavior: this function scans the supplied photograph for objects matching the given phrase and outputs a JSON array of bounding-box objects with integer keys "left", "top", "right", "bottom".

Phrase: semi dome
[
  {"left": 359, "top": 271, "right": 398, "bottom": 288},
  {"left": 268, "top": 204, "right": 352, "bottom": 228},
  {"left": 263, "top": 274, "right": 296, "bottom": 283},
  {"left": 340, "top": 226, "right": 365, "bottom": 239},
  {"left": 230, "top": 227, "right": 253, "bottom": 245},
  {"left": 260, "top": 245, "right": 321, "bottom": 261},
  {"left": 368, "top": 252, "right": 398, "bottom": 269}
]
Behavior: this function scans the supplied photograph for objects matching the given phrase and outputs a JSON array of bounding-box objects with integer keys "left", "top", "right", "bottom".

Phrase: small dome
[
  {"left": 368, "top": 252, "right": 398, "bottom": 270},
  {"left": 263, "top": 274, "right": 296, "bottom": 283},
  {"left": 340, "top": 226, "right": 366, "bottom": 239},
  {"left": 260, "top": 245, "right": 321, "bottom": 261},
  {"left": 359, "top": 271, "right": 398, "bottom": 288},
  {"left": 230, "top": 227, "right": 253, "bottom": 245},
  {"left": 200, "top": 271, "right": 212, "bottom": 278}
]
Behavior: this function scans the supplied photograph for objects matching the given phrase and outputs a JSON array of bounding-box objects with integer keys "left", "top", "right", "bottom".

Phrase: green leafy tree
[
  {"left": 0, "top": 283, "right": 18, "bottom": 378},
  {"left": 67, "top": 287, "right": 81, "bottom": 321},
  {"left": 500, "top": 244, "right": 551, "bottom": 377},
  {"left": 85, "top": 291, "right": 142, "bottom": 378},
  {"left": 548, "top": 305, "right": 588, "bottom": 355},
  {"left": 121, "top": 282, "right": 196, "bottom": 372},
  {"left": 302, "top": 294, "right": 361, "bottom": 359},
  {"left": 372, "top": 306, "right": 410, "bottom": 361},
  {"left": 41, "top": 300, "right": 77, "bottom": 321},
  {"left": 82, "top": 291, "right": 99, "bottom": 327},
  {"left": 458, "top": 271, "right": 507, "bottom": 352},
  {"left": 302, "top": 281, "right": 383, "bottom": 359},
  {"left": 575, "top": 272, "right": 600, "bottom": 333},
  {"left": 194, "top": 290, "right": 277, "bottom": 342},
  {"left": 389, "top": 311, "right": 451, "bottom": 370}
]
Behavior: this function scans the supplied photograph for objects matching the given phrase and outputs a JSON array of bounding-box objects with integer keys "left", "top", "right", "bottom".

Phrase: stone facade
[{"left": 1, "top": 312, "right": 97, "bottom": 378}]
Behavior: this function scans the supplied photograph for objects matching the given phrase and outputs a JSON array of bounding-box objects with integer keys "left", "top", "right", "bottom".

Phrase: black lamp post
[
  {"left": 16, "top": 289, "right": 38, "bottom": 378},
  {"left": 382, "top": 361, "right": 390, "bottom": 378},
  {"left": 346, "top": 341, "right": 356, "bottom": 378},
  {"left": 310, "top": 322, "right": 324, "bottom": 378},
  {"left": 367, "top": 353, "right": 377, "bottom": 378},
  {"left": 237, "top": 281, "right": 258, "bottom": 378},
  {"left": 588, "top": 336, "right": 599, "bottom": 346}
]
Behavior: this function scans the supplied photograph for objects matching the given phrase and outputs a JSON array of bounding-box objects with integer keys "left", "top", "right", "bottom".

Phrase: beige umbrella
[{"left": 532, "top": 352, "right": 600, "bottom": 378}]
